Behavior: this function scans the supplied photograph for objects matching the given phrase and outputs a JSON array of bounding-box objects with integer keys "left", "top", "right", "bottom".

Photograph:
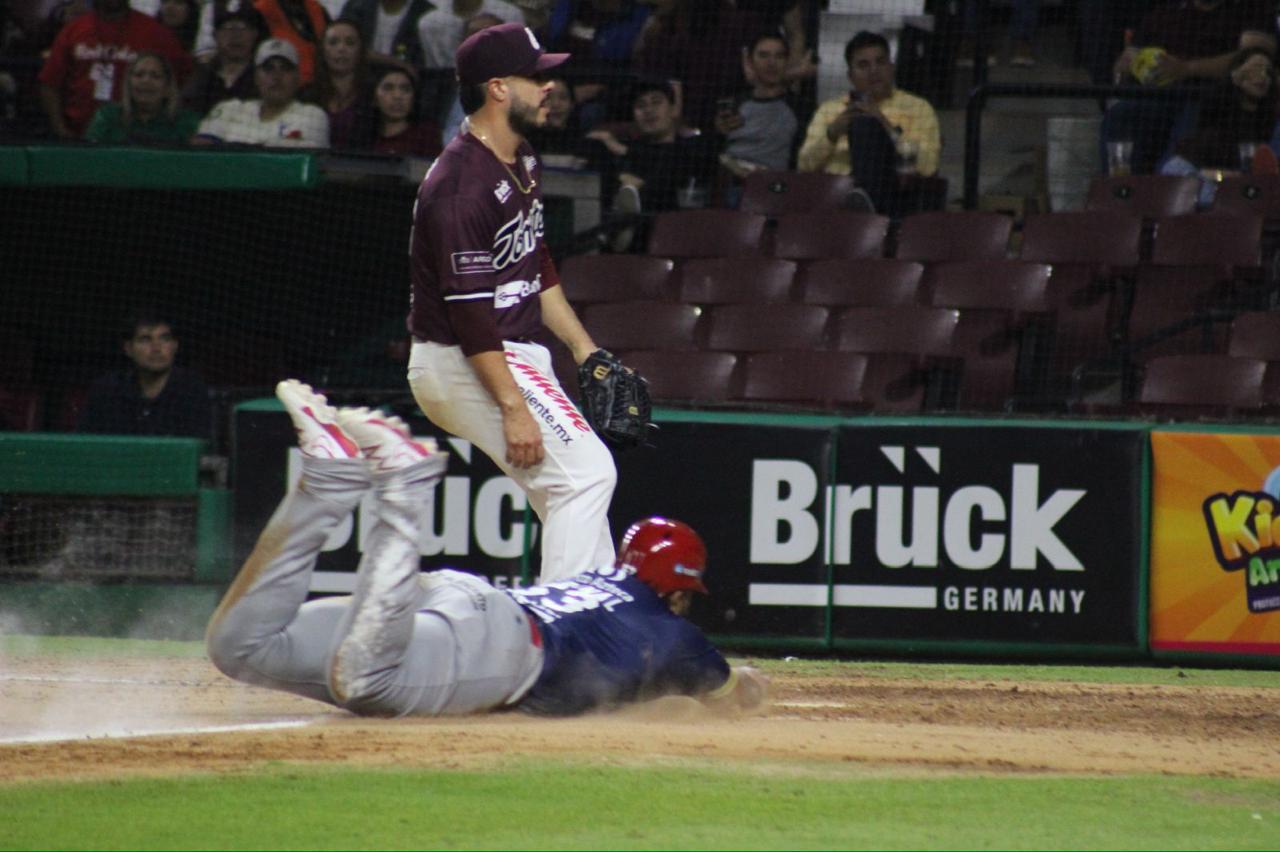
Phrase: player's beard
[{"left": 507, "top": 92, "right": 544, "bottom": 138}]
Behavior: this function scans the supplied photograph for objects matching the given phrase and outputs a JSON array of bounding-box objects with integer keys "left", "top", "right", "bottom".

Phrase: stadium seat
[
  {"left": 1019, "top": 211, "right": 1143, "bottom": 268},
  {"left": 0, "top": 386, "right": 44, "bottom": 431},
  {"left": 1227, "top": 311, "right": 1280, "bottom": 360},
  {"left": 582, "top": 301, "right": 703, "bottom": 351},
  {"left": 830, "top": 306, "right": 958, "bottom": 356},
  {"left": 1085, "top": 175, "right": 1201, "bottom": 219},
  {"left": 771, "top": 211, "right": 890, "bottom": 260},
  {"left": 950, "top": 312, "right": 1021, "bottom": 412},
  {"left": 560, "top": 255, "right": 675, "bottom": 305},
  {"left": 798, "top": 258, "right": 923, "bottom": 307},
  {"left": 738, "top": 171, "right": 860, "bottom": 216},
  {"left": 1126, "top": 266, "right": 1227, "bottom": 360},
  {"left": 646, "top": 210, "right": 766, "bottom": 258},
  {"left": 622, "top": 350, "right": 739, "bottom": 403},
  {"left": 1210, "top": 175, "right": 1280, "bottom": 220},
  {"left": 925, "top": 260, "right": 1051, "bottom": 316},
  {"left": 1150, "top": 214, "right": 1262, "bottom": 271},
  {"left": 703, "top": 304, "right": 830, "bottom": 352},
  {"left": 677, "top": 257, "right": 796, "bottom": 304},
  {"left": 736, "top": 350, "right": 870, "bottom": 409},
  {"left": 893, "top": 211, "right": 1012, "bottom": 262},
  {"left": 1136, "top": 354, "right": 1265, "bottom": 418}
]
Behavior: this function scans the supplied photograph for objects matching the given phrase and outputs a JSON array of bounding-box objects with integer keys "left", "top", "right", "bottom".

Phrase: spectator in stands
[
  {"left": 714, "top": 31, "right": 798, "bottom": 177},
  {"left": 78, "top": 311, "right": 211, "bottom": 440},
  {"left": 796, "top": 30, "right": 940, "bottom": 216},
  {"left": 631, "top": 0, "right": 766, "bottom": 134},
  {"left": 438, "top": 11, "right": 504, "bottom": 143},
  {"left": 252, "top": 0, "right": 331, "bottom": 84},
  {"left": 956, "top": 0, "right": 1040, "bottom": 68},
  {"left": 157, "top": 0, "right": 201, "bottom": 53},
  {"left": 84, "top": 51, "right": 201, "bottom": 143},
  {"left": 367, "top": 64, "right": 442, "bottom": 155},
  {"left": 194, "top": 37, "right": 330, "bottom": 146},
  {"left": 307, "top": 18, "right": 373, "bottom": 148},
  {"left": 1104, "top": 0, "right": 1276, "bottom": 176},
  {"left": 181, "top": 0, "right": 265, "bottom": 115},
  {"left": 543, "top": 0, "right": 649, "bottom": 126},
  {"left": 38, "top": 0, "right": 192, "bottom": 139},
  {"left": 338, "top": 0, "right": 432, "bottom": 69},
  {"left": 589, "top": 78, "right": 718, "bottom": 223},
  {"left": 524, "top": 76, "right": 594, "bottom": 160},
  {"left": 417, "top": 0, "right": 522, "bottom": 72},
  {"left": 1160, "top": 46, "right": 1278, "bottom": 205}
]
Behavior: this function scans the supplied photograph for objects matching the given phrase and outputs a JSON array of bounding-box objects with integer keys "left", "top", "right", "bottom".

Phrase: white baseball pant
[
  {"left": 408, "top": 340, "right": 616, "bottom": 582},
  {"left": 205, "top": 455, "right": 544, "bottom": 716}
]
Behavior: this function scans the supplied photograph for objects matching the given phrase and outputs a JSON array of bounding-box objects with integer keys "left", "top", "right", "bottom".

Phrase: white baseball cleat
[
  {"left": 276, "top": 380, "right": 361, "bottom": 459},
  {"left": 335, "top": 407, "right": 439, "bottom": 473}
]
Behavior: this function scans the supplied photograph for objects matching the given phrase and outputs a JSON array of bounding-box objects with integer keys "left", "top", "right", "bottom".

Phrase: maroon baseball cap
[{"left": 455, "top": 23, "right": 569, "bottom": 85}]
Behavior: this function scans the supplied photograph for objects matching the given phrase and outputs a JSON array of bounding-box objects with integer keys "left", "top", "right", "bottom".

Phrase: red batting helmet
[{"left": 616, "top": 517, "right": 708, "bottom": 596}]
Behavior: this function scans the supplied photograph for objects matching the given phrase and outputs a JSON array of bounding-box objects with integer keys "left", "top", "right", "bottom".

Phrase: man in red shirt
[{"left": 39, "top": 0, "right": 193, "bottom": 139}]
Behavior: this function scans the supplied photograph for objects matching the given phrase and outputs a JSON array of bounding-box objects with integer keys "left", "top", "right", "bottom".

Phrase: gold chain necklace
[{"left": 473, "top": 128, "right": 536, "bottom": 194}]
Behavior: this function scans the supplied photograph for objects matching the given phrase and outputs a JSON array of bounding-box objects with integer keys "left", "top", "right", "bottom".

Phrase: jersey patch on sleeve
[{"left": 451, "top": 250, "right": 495, "bottom": 275}]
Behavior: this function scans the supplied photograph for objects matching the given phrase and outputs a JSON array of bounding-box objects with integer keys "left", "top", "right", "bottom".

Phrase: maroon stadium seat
[
  {"left": 560, "top": 255, "right": 675, "bottom": 305},
  {"left": 830, "top": 306, "right": 958, "bottom": 356},
  {"left": 1086, "top": 175, "right": 1200, "bottom": 219},
  {"left": 646, "top": 210, "right": 766, "bottom": 258},
  {"left": 738, "top": 171, "right": 860, "bottom": 216},
  {"left": 1126, "top": 266, "right": 1227, "bottom": 360},
  {"left": 798, "top": 259, "right": 923, "bottom": 307},
  {"left": 737, "top": 350, "right": 869, "bottom": 409},
  {"left": 1228, "top": 311, "right": 1280, "bottom": 360},
  {"left": 623, "top": 350, "right": 739, "bottom": 403},
  {"left": 893, "top": 211, "right": 1012, "bottom": 262},
  {"left": 1150, "top": 214, "right": 1262, "bottom": 271},
  {"left": 925, "top": 260, "right": 1051, "bottom": 316},
  {"left": 677, "top": 257, "right": 796, "bottom": 305},
  {"left": 771, "top": 211, "right": 889, "bottom": 261},
  {"left": 703, "top": 304, "right": 830, "bottom": 352},
  {"left": 1211, "top": 175, "right": 1280, "bottom": 220},
  {"left": 1137, "top": 354, "right": 1265, "bottom": 418},
  {"left": 1020, "top": 211, "right": 1143, "bottom": 268},
  {"left": 582, "top": 301, "right": 703, "bottom": 351}
]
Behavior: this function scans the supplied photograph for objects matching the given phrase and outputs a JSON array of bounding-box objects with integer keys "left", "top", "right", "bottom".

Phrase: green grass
[{"left": 3, "top": 762, "right": 1278, "bottom": 850}]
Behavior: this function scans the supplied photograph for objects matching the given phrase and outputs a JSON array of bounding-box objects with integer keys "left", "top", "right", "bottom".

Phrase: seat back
[
  {"left": 894, "top": 211, "right": 1012, "bottom": 262},
  {"left": 560, "top": 255, "right": 675, "bottom": 304},
  {"left": 1138, "top": 354, "right": 1265, "bottom": 412},
  {"left": 926, "top": 261, "right": 1051, "bottom": 315},
  {"left": 623, "top": 350, "right": 739, "bottom": 403},
  {"left": 647, "top": 210, "right": 766, "bottom": 258},
  {"left": 739, "top": 171, "right": 859, "bottom": 216},
  {"left": 582, "top": 301, "right": 703, "bottom": 351},
  {"left": 738, "top": 350, "right": 869, "bottom": 407},
  {"left": 1085, "top": 175, "right": 1201, "bottom": 218},
  {"left": 771, "top": 212, "right": 890, "bottom": 260},
  {"left": 1210, "top": 175, "right": 1280, "bottom": 219},
  {"left": 1020, "top": 211, "right": 1143, "bottom": 267},
  {"left": 799, "top": 259, "right": 923, "bottom": 307},
  {"left": 831, "top": 306, "right": 959, "bottom": 355},
  {"left": 704, "top": 304, "right": 830, "bottom": 352},
  {"left": 1228, "top": 311, "right": 1280, "bottom": 360},
  {"left": 677, "top": 258, "right": 796, "bottom": 304},
  {"left": 1150, "top": 214, "right": 1262, "bottom": 269}
]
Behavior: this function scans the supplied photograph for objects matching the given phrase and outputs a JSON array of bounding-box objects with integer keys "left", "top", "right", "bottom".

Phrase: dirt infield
[{"left": 2, "top": 653, "right": 1279, "bottom": 783}]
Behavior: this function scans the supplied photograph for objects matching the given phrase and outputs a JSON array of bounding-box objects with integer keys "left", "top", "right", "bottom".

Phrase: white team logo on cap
[{"left": 526, "top": 28, "right": 541, "bottom": 50}]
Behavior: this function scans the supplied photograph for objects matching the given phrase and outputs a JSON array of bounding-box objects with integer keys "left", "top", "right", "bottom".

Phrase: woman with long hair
[
  {"left": 83, "top": 51, "right": 202, "bottom": 144},
  {"left": 368, "top": 65, "right": 442, "bottom": 157},
  {"left": 307, "top": 18, "right": 373, "bottom": 148}
]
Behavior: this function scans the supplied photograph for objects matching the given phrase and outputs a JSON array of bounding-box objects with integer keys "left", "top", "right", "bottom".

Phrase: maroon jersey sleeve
[
  {"left": 420, "top": 193, "right": 505, "bottom": 355},
  {"left": 539, "top": 243, "right": 561, "bottom": 292},
  {"left": 37, "top": 18, "right": 75, "bottom": 88}
]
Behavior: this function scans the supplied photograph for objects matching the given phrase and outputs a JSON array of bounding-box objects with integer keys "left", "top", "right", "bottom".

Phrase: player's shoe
[
  {"left": 335, "top": 407, "right": 439, "bottom": 473},
  {"left": 276, "top": 380, "right": 361, "bottom": 459}
]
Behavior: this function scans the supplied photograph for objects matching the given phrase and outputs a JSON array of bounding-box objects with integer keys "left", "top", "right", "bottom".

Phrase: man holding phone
[
  {"left": 714, "top": 31, "right": 800, "bottom": 175},
  {"left": 797, "top": 30, "right": 940, "bottom": 215}
]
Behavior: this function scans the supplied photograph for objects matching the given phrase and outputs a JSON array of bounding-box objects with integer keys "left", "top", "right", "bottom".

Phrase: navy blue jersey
[{"left": 508, "top": 566, "right": 730, "bottom": 716}]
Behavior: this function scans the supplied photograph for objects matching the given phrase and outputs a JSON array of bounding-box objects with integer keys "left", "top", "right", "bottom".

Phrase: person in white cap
[{"left": 193, "top": 37, "right": 331, "bottom": 147}]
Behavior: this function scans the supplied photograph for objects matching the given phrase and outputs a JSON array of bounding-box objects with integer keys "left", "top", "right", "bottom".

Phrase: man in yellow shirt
[{"left": 797, "top": 30, "right": 940, "bottom": 214}]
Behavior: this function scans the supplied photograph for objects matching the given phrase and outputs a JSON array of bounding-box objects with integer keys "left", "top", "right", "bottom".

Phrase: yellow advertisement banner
[{"left": 1150, "top": 430, "right": 1280, "bottom": 655}]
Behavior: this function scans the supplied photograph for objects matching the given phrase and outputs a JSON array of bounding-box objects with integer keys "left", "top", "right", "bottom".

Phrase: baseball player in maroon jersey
[{"left": 406, "top": 23, "right": 618, "bottom": 583}]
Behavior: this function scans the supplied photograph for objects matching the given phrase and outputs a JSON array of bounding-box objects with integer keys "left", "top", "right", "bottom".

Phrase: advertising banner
[
  {"left": 823, "top": 425, "right": 1146, "bottom": 649},
  {"left": 611, "top": 421, "right": 833, "bottom": 642},
  {"left": 1150, "top": 430, "right": 1280, "bottom": 657}
]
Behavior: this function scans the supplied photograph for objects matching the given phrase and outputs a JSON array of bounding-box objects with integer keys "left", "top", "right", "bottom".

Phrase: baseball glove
[{"left": 577, "top": 349, "right": 654, "bottom": 449}]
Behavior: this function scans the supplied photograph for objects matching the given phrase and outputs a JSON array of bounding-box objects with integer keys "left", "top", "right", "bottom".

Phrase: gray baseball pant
[{"left": 205, "top": 455, "right": 545, "bottom": 716}]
